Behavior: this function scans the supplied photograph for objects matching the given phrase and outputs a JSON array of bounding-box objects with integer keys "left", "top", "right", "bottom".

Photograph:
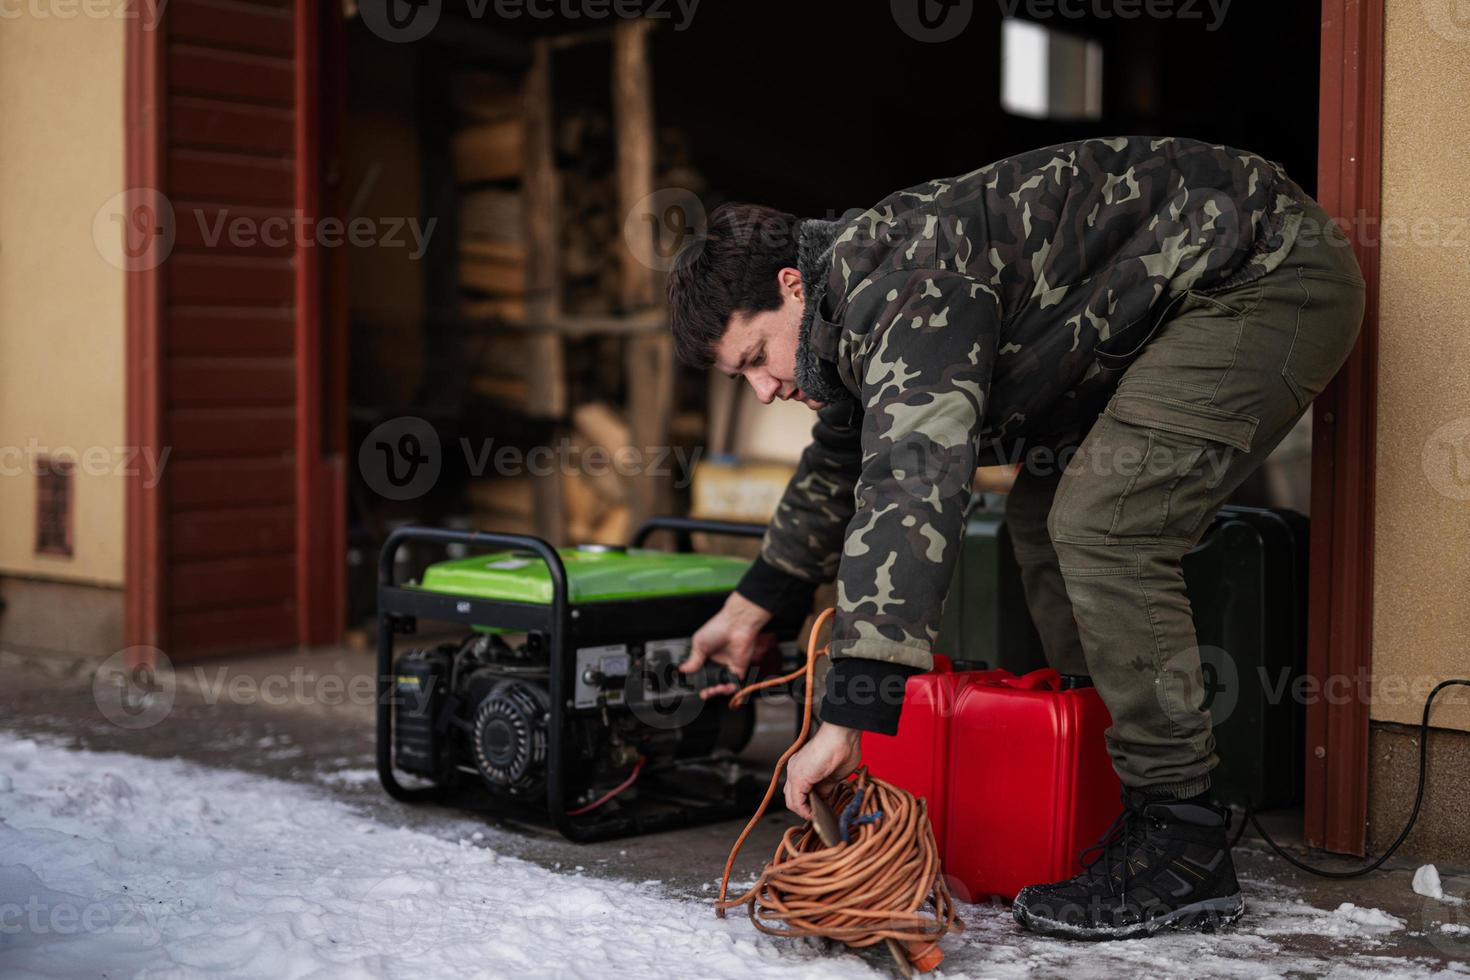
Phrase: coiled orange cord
[{"left": 714, "top": 609, "right": 962, "bottom": 973}]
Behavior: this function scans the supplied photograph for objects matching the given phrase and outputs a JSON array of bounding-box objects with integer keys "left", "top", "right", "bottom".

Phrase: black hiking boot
[{"left": 1012, "top": 792, "right": 1245, "bottom": 941}]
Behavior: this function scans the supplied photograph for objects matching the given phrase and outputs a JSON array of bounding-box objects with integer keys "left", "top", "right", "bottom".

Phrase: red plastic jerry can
[
  {"left": 943, "top": 668, "right": 1122, "bottom": 901},
  {"left": 859, "top": 655, "right": 1001, "bottom": 862}
]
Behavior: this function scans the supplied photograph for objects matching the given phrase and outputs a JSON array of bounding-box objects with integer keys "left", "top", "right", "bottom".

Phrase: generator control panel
[{"left": 573, "top": 638, "right": 739, "bottom": 710}]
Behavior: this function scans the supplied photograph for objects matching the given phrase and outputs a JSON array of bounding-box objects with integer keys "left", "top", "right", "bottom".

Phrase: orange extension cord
[{"left": 714, "top": 609, "right": 963, "bottom": 973}]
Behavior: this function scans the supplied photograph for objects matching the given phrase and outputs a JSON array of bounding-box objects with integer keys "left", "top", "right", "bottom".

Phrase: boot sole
[{"left": 1013, "top": 893, "right": 1245, "bottom": 942}]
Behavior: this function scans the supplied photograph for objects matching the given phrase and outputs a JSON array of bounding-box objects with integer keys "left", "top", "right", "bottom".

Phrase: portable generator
[{"left": 376, "top": 518, "right": 803, "bottom": 842}]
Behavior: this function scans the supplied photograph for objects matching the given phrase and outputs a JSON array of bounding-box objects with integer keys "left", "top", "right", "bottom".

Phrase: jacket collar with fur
[{"left": 793, "top": 217, "right": 854, "bottom": 406}]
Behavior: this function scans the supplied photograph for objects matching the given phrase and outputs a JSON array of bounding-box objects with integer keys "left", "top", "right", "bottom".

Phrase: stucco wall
[
  {"left": 1370, "top": 3, "right": 1470, "bottom": 732},
  {"left": 0, "top": 7, "right": 127, "bottom": 587}
]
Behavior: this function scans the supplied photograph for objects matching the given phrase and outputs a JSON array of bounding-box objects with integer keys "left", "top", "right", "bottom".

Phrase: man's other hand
[
  {"left": 679, "top": 591, "right": 772, "bottom": 699},
  {"left": 784, "top": 721, "right": 862, "bottom": 821}
]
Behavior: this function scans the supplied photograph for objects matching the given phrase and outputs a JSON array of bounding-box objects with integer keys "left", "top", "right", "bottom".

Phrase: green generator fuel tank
[
  {"left": 416, "top": 545, "right": 751, "bottom": 605},
  {"left": 935, "top": 506, "right": 1047, "bottom": 674}
]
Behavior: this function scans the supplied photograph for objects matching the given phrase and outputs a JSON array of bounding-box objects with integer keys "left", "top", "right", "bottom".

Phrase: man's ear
[{"left": 778, "top": 266, "right": 804, "bottom": 303}]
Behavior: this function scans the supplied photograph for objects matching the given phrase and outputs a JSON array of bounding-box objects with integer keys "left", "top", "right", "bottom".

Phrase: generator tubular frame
[{"left": 376, "top": 517, "right": 770, "bottom": 843}]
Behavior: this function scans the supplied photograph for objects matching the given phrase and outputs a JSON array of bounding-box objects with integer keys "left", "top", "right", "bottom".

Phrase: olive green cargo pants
[{"left": 1005, "top": 197, "right": 1367, "bottom": 798}]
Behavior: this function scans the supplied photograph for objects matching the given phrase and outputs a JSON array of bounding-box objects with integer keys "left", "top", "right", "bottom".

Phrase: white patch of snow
[
  {"left": 1416, "top": 865, "right": 1446, "bottom": 901},
  {"left": 0, "top": 735, "right": 1461, "bottom": 980},
  {"left": 313, "top": 767, "right": 381, "bottom": 788},
  {"left": 0, "top": 737, "right": 878, "bottom": 979},
  {"left": 1333, "top": 903, "right": 1407, "bottom": 932}
]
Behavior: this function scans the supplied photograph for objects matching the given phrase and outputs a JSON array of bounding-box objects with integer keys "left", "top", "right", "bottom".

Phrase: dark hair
[{"left": 666, "top": 202, "right": 800, "bottom": 368}]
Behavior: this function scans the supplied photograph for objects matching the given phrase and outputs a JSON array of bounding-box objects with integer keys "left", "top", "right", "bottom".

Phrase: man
[{"left": 669, "top": 136, "right": 1365, "bottom": 939}]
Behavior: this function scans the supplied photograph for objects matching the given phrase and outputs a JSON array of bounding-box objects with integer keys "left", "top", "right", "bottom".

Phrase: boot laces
[{"left": 1080, "top": 797, "right": 1160, "bottom": 903}]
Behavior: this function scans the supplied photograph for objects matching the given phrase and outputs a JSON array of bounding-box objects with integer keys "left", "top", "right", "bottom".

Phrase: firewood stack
[
  {"left": 558, "top": 110, "right": 621, "bottom": 316},
  {"left": 452, "top": 70, "right": 528, "bottom": 322},
  {"left": 564, "top": 401, "right": 634, "bottom": 544},
  {"left": 448, "top": 44, "right": 707, "bottom": 547},
  {"left": 465, "top": 401, "right": 637, "bottom": 545}
]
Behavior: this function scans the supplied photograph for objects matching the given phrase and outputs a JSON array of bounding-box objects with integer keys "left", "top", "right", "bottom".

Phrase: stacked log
[
  {"left": 453, "top": 70, "right": 528, "bottom": 321},
  {"left": 564, "top": 401, "right": 633, "bottom": 543},
  {"left": 447, "top": 53, "right": 709, "bottom": 546}
]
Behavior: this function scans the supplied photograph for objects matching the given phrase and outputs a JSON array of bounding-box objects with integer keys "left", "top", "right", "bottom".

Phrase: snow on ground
[
  {"left": 1, "top": 736, "right": 1467, "bottom": 980},
  {"left": 1415, "top": 865, "right": 1467, "bottom": 907},
  {"left": 1417, "top": 866, "right": 1448, "bottom": 902},
  {"left": 312, "top": 767, "right": 382, "bottom": 789}
]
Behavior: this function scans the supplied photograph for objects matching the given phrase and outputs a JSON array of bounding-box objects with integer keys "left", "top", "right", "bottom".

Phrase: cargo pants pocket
[{"left": 1049, "top": 390, "right": 1259, "bottom": 548}]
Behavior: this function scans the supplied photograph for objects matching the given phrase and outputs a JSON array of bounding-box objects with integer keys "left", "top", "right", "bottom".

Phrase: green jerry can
[
  {"left": 937, "top": 501, "right": 1309, "bottom": 811},
  {"left": 935, "top": 505, "right": 1048, "bottom": 676},
  {"left": 1183, "top": 505, "right": 1309, "bottom": 810}
]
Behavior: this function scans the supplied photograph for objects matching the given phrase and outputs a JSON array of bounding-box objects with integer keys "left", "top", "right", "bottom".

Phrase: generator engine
[
  {"left": 393, "top": 630, "right": 756, "bottom": 809},
  {"left": 379, "top": 527, "right": 801, "bottom": 840}
]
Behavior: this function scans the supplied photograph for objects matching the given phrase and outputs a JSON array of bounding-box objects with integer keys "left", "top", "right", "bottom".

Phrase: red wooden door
[{"left": 126, "top": 0, "right": 342, "bottom": 659}]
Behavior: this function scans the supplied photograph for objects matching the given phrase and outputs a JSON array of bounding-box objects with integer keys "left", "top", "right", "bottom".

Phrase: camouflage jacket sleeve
[
  {"left": 756, "top": 399, "right": 864, "bottom": 584},
  {"left": 828, "top": 269, "right": 999, "bottom": 670}
]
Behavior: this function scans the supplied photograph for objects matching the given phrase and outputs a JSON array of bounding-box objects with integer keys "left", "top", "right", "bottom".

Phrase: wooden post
[
  {"left": 1302, "top": 0, "right": 1384, "bottom": 857},
  {"left": 124, "top": 4, "right": 165, "bottom": 656},
  {"left": 522, "top": 38, "right": 566, "bottom": 543},
  {"left": 614, "top": 19, "right": 673, "bottom": 529},
  {"left": 614, "top": 19, "right": 656, "bottom": 312}
]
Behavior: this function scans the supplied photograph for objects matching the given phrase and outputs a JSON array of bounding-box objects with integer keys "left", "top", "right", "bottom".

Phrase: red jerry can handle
[{"left": 993, "top": 667, "right": 1063, "bottom": 691}]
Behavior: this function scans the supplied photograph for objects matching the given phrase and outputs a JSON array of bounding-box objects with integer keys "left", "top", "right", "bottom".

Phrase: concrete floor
[{"left": 4, "top": 640, "right": 1469, "bottom": 977}]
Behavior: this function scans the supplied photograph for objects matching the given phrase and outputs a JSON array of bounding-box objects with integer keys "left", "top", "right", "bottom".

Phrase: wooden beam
[
  {"left": 295, "top": 0, "right": 343, "bottom": 646},
  {"left": 614, "top": 18, "right": 657, "bottom": 312},
  {"left": 123, "top": 0, "right": 166, "bottom": 660},
  {"left": 613, "top": 19, "right": 672, "bottom": 529},
  {"left": 1303, "top": 0, "right": 1383, "bottom": 857},
  {"left": 521, "top": 38, "right": 566, "bottom": 416},
  {"left": 522, "top": 38, "right": 565, "bottom": 543}
]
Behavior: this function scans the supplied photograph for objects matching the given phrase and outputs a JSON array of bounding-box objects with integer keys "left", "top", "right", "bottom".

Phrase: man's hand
[
  {"left": 784, "top": 721, "right": 863, "bottom": 821},
  {"left": 679, "top": 591, "right": 772, "bottom": 699}
]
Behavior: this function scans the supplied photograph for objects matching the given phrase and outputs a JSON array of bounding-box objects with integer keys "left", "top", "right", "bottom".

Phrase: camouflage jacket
[{"left": 759, "top": 136, "right": 1309, "bottom": 674}]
